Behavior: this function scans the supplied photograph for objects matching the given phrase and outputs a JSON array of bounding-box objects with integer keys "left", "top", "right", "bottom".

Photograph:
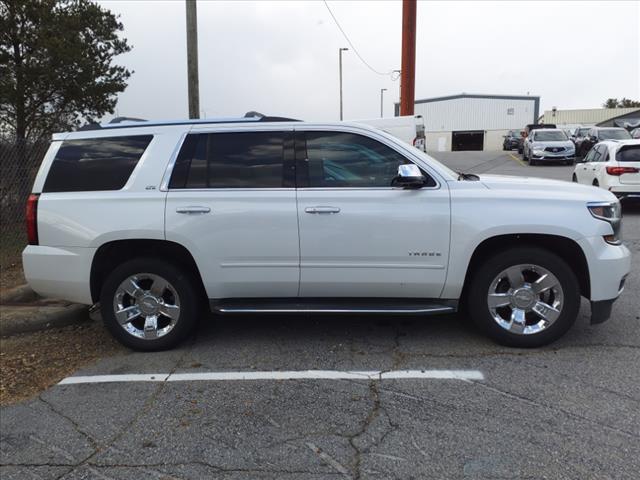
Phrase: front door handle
[
  {"left": 176, "top": 206, "right": 211, "bottom": 214},
  {"left": 305, "top": 206, "right": 341, "bottom": 214}
]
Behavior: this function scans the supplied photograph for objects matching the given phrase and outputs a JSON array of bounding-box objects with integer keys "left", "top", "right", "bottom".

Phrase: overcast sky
[{"left": 98, "top": 0, "right": 640, "bottom": 122}]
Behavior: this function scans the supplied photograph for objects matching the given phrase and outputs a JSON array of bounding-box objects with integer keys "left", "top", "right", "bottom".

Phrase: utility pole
[
  {"left": 339, "top": 47, "right": 348, "bottom": 120},
  {"left": 380, "top": 88, "right": 387, "bottom": 117},
  {"left": 399, "top": 0, "right": 416, "bottom": 116},
  {"left": 186, "top": 0, "right": 200, "bottom": 119}
]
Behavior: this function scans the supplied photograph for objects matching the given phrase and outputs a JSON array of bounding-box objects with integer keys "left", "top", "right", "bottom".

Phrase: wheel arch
[
  {"left": 90, "top": 239, "right": 207, "bottom": 304},
  {"left": 461, "top": 233, "right": 590, "bottom": 303}
]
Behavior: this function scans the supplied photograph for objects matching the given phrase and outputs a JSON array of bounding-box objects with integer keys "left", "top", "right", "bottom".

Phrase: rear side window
[
  {"left": 169, "top": 132, "right": 287, "bottom": 189},
  {"left": 43, "top": 135, "right": 152, "bottom": 192},
  {"left": 617, "top": 145, "right": 640, "bottom": 162}
]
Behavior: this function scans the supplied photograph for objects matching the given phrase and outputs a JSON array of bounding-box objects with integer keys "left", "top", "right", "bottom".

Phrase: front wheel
[
  {"left": 467, "top": 247, "right": 580, "bottom": 347},
  {"left": 100, "top": 258, "right": 200, "bottom": 351}
]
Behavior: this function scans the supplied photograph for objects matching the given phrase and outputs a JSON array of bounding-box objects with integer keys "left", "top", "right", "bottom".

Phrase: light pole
[
  {"left": 380, "top": 88, "right": 387, "bottom": 118},
  {"left": 339, "top": 47, "right": 348, "bottom": 120}
]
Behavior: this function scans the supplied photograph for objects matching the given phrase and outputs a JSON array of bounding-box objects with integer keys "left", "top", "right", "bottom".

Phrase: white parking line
[{"left": 58, "top": 369, "right": 484, "bottom": 385}]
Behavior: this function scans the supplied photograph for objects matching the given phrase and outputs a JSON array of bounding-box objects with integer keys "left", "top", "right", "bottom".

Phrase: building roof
[
  {"left": 395, "top": 93, "right": 539, "bottom": 107},
  {"left": 596, "top": 109, "right": 640, "bottom": 129},
  {"left": 541, "top": 107, "right": 640, "bottom": 126}
]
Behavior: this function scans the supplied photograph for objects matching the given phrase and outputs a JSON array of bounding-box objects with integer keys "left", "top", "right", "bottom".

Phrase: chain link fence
[{"left": 1, "top": 137, "right": 49, "bottom": 270}]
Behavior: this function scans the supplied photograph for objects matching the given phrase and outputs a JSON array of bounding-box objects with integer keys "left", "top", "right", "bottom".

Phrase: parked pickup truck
[{"left": 23, "top": 114, "right": 631, "bottom": 350}]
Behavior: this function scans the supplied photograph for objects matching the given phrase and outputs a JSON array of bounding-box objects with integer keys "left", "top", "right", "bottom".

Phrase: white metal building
[
  {"left": 540, "top": 107, "right": 640, "bottom": 130},
  {"left": 395, "top": 93, "right": 540, "bottom": 151}
]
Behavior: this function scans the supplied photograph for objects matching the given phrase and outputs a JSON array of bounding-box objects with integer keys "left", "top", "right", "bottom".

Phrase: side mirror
[{"left": 392, "top": 164, "right": 426, "bottom": 189}]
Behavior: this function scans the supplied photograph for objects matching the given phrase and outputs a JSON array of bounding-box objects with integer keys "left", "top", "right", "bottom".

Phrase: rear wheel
[
  {"left": 100, "top": 258, "right": 200, "bottom": 351},
  {"left": 467, "top": 247, "right": 580, "bottom": 347}
]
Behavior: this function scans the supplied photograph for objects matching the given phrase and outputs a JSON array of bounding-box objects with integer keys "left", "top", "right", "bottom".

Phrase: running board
[{"left": 210, "top": 298, "right": 457, "bottom": 315}]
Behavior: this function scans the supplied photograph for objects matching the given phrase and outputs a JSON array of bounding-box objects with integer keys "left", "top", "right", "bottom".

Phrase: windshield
[
  {"left": 533, "top": 131, "right": 567, "bottom": 141},
  {"left": 599, "top": 129, "right": 632, "bottom": 140},
  {"left": 578, "top": 128, "right": 590, "bottom": 136}
]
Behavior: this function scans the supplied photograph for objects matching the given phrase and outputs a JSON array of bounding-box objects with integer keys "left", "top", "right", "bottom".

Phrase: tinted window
[
  {"left": 303, "top": 132, "right": 433, "bottom": 188},
  {"left": 598, "top": 129, "right": 632, "bottom": 140},
  {"left": 169, "top": 132, "right": 286, "bottom": 189},
  {"left": 617, "top": 145, "right": 640, "bottom": 162},
  {"left": 43, "top": 135, "right": 152, "bottom": 192}
]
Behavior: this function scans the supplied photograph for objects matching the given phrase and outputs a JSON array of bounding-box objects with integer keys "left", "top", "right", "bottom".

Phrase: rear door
[
  {"left": 616, "top": 144, "right": 640, "bottom": 185},
  {"left": 294, "top": 128, "right": 450, "bottom": 298},
  {"left": 165, "top": 128, "right": 299, "bottom": 299}
]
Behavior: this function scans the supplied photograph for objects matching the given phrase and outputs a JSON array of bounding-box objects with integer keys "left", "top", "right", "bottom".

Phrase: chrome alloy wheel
[
  {"left": 113, "top": 273, "right": 181, "bottom": 340},
  {"left": 487, "top": 264, "right": 564, "bottom": 335}
]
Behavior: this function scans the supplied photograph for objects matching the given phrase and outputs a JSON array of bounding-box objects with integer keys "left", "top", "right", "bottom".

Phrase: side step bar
[{"left": 210, "top": 298, "right": 457, "bottom": 315}]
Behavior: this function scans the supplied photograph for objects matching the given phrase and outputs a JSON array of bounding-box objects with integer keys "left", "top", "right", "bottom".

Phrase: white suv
[
  {"left": 572, "top": 139, "right": 640, "bottom": 200},
  {"left": 23, "top": 116, "right": 631, "bottom": 350}
]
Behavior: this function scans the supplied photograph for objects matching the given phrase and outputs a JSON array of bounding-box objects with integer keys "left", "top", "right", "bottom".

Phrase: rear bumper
[{"left": 22, "top": 245, "right": 95, "bottom": 304}]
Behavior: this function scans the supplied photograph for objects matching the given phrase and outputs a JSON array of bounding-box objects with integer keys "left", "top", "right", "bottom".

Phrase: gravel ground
[{"left": 0, "top": 322, "right": 124, "bottom": 405}]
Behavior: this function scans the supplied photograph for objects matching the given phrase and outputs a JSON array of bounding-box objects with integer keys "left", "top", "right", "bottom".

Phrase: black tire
[
  {"left": 100, "top": 258, "right": 200, "bottom": 351},
  {"left": 572, "top": 173, "right": 577, "bottom": 182},
  {"left": 593, "top": 179, "right": 599, "bottom": 187},
  {"left": 467, "top": 247, "right": 580, "bottom": 348}
]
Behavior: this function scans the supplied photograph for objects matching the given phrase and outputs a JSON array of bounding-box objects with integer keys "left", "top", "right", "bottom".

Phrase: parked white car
[
  {"left": 23, "top": 115, "right": 631, "bottom": 350},
  {"left": 572, "top": 139, "right": 640, "bottom": 200}
]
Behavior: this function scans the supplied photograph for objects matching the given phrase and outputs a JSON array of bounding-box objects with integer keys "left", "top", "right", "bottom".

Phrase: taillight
[
  {"left": 606, "top": 166, "right": 639, "bottom": 176},
  {"left": 26, "top": 193, "right": 39, "bottom": 245}
]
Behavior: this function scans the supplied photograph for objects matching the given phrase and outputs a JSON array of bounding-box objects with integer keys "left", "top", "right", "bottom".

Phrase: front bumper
[
  {"left": 577, "top": 235, "right": 631, "bottom": 325},
  {"left": 530, "top": 153, "right": 576, "bottom": 161}
]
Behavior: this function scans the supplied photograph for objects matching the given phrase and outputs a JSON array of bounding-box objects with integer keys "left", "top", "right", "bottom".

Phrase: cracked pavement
[{"left": 1, "top": 152, "right": 639, "bottom": 479}]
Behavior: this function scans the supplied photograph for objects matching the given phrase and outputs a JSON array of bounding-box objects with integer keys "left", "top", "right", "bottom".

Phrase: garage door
[{"left": 452, "top": 131, "right": 484, "bottom": 151}]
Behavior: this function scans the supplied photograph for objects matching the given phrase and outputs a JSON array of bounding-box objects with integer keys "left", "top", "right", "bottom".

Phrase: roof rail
[{"left": 76, "top": 112, "right": 301, "bottom": 131}]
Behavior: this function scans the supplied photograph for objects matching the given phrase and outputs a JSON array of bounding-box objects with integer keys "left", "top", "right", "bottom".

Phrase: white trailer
[{"left": 353, "top": 115, "right": 426, "bottom": 152}]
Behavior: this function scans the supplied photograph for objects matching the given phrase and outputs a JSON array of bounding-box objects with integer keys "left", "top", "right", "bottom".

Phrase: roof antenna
[{"left": 244, "top": 111, "right": 265, "bottom": 119}]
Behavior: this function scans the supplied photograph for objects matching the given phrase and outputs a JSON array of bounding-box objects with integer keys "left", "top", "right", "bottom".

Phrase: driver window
[{"left": 303, "top": 131, "right": 434, "bottom": 188}]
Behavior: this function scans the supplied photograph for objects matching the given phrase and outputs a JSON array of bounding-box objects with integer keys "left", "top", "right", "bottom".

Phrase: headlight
[
  {"left": 587, "top": 201, "right": 622, "bottom": 245},
  {"left": 533, "top": 149, "right": 545, "bottom": 156}
]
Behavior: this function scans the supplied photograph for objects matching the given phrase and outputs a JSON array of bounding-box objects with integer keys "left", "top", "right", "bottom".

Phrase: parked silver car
[{"left": 522, "top": 129, "right": 576, "bottom": 166}]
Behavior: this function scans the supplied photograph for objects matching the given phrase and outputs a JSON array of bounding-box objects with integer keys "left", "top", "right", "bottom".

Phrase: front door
[
  {"left": 294, "top": 129, "right": 450, "bottom": 298},
  {"left": 165, "top": 129, "right": 299, "bottom": 299}
]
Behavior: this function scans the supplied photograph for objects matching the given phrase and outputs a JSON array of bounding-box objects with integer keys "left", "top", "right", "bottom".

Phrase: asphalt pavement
[{"left": 1, "top": 150, "right": 639, "bottom": 480}]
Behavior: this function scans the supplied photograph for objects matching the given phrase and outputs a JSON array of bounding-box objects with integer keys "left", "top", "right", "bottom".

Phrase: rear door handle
[
  {"left": 305, "top": 206, "right": 340, "bottom": 214},
  {"left": 176, "top": 206, "right": 211, "bottom": 214}
]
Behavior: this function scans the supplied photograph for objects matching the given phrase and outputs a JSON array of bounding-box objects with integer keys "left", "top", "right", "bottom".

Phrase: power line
[{"left": 323, "top": 0, "right": 397, "bottom": 78}]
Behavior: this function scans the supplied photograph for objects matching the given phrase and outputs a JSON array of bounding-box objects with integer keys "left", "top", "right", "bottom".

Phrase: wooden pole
[
  {"left": 399, "top": 0, "right": 416, "bottom": 116},
  {"left": 186, "top": 0, "right": 200, "bottom": 119}
]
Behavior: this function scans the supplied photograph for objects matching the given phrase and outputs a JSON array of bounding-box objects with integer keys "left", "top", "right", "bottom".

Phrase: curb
[{"left": 0, "top": 303, "right": 90, "bottom": 337}]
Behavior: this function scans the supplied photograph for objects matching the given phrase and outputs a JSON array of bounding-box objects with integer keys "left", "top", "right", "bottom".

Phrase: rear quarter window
[
  {"left": 42, "top": 135, "right": 153, "bottom": 192},
  {"left": 617, "top": 145, "right": 640, "bottom": 162}
]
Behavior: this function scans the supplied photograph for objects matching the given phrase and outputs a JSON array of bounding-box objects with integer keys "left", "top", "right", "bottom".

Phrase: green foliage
[
  {"left": 0, "top": 0, "right": 132, "bottom": 140},
  {"left": 603, "top": 98, "right": 640, "bottom": 108}
]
